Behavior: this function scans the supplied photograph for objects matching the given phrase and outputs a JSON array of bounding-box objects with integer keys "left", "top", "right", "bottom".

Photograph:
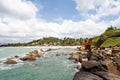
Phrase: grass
[{"left": 100, "top": 37, "right": 120, "bottom": 47}]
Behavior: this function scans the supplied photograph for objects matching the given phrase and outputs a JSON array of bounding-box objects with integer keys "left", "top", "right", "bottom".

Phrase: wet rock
[
  {"left": 4, "top": 59, "right": 17, "bottom": 64},
  {"left": 93, "top": 71, "right": 120, "bottom": 80},
  {"left": 56, "top": 53, "right": 60, "bottom": 56},
  {"left": 73, "top": 71, "right": 103, "bottom": 80},
  {"left": 20, "top": 54, "right": 36, "bottom": 61},
  {"left": 75, "top": 62, "right": 82, "bottom": 70},
  {"left": 15, "top": 55, "right": 19, "bottom": 58},
  {"left": 46, "top": 48, "right": 52, "bottom": 52}
]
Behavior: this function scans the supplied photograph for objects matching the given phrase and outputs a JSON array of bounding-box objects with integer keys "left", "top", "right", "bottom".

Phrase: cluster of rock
[
  {"left": 4, "top": 50, "right": 44, "bottom": 64},
  {"left": 20, "top": 50, "right": 44, "bottom": 61},
  {"left": 69, "top": 46, "right": 120, "bottom": 80}
]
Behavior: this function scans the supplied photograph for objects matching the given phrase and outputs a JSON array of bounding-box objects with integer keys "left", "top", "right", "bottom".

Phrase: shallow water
[{"left": 0, "top": 47, "right": 77, "bottom": 80}]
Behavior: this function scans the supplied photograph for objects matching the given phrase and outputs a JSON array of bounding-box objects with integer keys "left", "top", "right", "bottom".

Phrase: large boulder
[
  {"left": 101, "top": 60, "right": 120, "bottom": 75},
  {"left": 81, "top": 60, "right": 107, "bottom": 72},
  {"left": 4, "top": 59, "right": 17, "bottom": 64},
  {"left": 93, "top": 71, "right": 120, "bottom": 80},
  {"left": 73, "top": 71, "right": 103, "bottom": 80}
]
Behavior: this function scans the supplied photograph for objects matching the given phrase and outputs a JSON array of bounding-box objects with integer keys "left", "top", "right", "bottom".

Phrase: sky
[{"left": 0, "top": 0, "right": 120, "bottom": 43}]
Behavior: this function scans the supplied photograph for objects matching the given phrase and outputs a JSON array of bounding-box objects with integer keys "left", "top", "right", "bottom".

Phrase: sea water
[{"left": 0, "top": 47, "right": 77, "bottom": 80}]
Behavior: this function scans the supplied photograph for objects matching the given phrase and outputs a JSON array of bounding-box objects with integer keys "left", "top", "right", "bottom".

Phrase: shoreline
[{"left": 0, "top": 46, "right": 80, "bottom": 49}]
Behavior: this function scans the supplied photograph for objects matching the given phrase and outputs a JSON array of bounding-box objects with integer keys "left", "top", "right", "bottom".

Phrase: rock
[
  {"left": 4, "top": 59, "right": 17, "bottom": 64},
  {"left": 112, "top": 47, "right": 120, "bottom": 53},
  {"left": 82, "top": 60, "right": 101, "bottom": 69},
  {"left": 101, "top": 60, "right": 120, "bottom": 75},
  {"left": 56, "top": 53, "right": 60, "bottom": 56},
  {"left": 93, "top": 71, "right": 120, "bottom": 80},
  {"left": 32, "top": 52, "right": 44, "bottom": 58},
  {"left": 82, "top": 60, "right": 107, "bottom": 72},
  {"left": 73, "top": 71, "right": 103, "bottom": 80},
  {"left": 68, "top": 52, "right": 86, "bottom": 62},
  {"left": 20, "top": 54, "right": 36, "bottom": 61},
  {"left": 30, "top": 50, "right": 38, "bottom": 54},
  {"left": 81, "top": 58, "right": 88, "bottom": 62},
  {"left": 46, "top": 48, "right": 52, "bottom": 52},
  {"left": 116, "top": 59, "right": 120, "bottom": 72},
  {"left": 68, "top": 53, "right": 81, "bottom": 62},
  {"left": 20, "top": 57, "right": 28, "bottom": 61},
  {"left": 15, "top": 55, "right": 19, "bottom": 58},
  {"left": 75, "top": 62, "right": 82, "bottom": 70},
  {"left": 37, "top": 53, "right": 44, "bottom": 58}
]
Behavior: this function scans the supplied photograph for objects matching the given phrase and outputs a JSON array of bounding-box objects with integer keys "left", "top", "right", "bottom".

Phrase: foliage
[
  {"left": 0, "top": 37, "right": 84, "bottom": 46},
  {"left": 101, "top": 37, "right": 120, "bottom": 47},
  {"left": 92, "top": 36, "right": 100, "bottom": 45},
  {"left": 92, "top": 26, "right": 120, "bottom": 47}
]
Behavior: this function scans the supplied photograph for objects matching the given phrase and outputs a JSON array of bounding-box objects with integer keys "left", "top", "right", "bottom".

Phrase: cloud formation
[{"left": 0, "top": 0, "right": 120, "bottom": 43}]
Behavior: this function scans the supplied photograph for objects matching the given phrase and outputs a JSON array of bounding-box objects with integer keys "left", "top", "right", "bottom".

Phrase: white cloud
[
  {"left": 0, "top": 0, "right": 38, "bottom": 20},
  {"left": 75, "top": 0, "right": 120, "bottom": 21},
  {"left": 0, "top": 0, "right": 119, "bottom": 43},
  {"left": 74, "top": 0, "right": 103, "bottom": 12}
]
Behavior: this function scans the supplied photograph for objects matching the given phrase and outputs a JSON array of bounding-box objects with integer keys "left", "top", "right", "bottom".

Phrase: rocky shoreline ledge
[{"left": 68, "top": 46, "right": 120, "bottom": 80}]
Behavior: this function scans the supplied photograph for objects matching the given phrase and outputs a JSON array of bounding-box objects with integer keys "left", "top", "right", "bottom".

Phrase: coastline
[{"left": 0, "top": 46, "right": 80, "bottom": 49}]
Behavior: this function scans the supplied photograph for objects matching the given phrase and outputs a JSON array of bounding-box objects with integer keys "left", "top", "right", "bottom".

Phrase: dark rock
[
  {"left": 93, "top": 71, "right": 120, "bottom": 80},
  {"left": 56, "top": 53, "right": 60, "bottom": 56},
  {"left": 112, "top": 48, "right": 120, "bottom": 53},
  {"left": 15, "top": 55, "right": 19, "bottom": 58},
  {"left": 46, "top": 48, "right": 52, "bottom": 52},
  {"left": 82, "top": 60, "right": 108, "bottom": 72},
  {"left": 73, "top": 71, "right": 103, "bottom": 80}
]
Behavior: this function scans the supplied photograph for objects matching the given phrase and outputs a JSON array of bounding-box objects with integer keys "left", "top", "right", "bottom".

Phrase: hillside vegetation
[
  {"left": 0, "top": 37, "right": 84, "bottom": 47},
  {"left": 92, "top": 26, "right": 120, "bottom": 47}
]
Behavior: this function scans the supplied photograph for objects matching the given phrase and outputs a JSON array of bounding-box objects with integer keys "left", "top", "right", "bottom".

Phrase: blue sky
[
  {"left": 31, "top": 0, "right": 120, "bottom": 22},
  {"left": 32, "top": 0, "right": 83, "bottom": 22},
  {"left": 0, "top": 0, "right": 120, "bottom": 43}
]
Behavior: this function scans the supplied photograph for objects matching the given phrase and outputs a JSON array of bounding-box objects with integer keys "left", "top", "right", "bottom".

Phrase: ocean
[{"left": 0, "top": 47, "right": 77, "bottom": 80}]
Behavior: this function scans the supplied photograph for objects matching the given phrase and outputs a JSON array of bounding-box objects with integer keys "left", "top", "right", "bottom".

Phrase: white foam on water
[{"left": 0, "top": 62, "right": 24, "bottom": 71}]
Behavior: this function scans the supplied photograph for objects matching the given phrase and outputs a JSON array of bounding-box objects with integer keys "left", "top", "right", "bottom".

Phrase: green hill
[{"left": 92, "top": 26, "right": 120, "bottom": 48}]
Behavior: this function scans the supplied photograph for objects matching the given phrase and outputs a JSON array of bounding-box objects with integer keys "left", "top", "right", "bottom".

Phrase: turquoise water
[{"left": 0, "top": 47, "right": 77, "bottom": 80}]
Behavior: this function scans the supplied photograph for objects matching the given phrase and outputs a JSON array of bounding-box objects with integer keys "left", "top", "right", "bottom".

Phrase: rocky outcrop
[
  {"left": 81, "top": 60, "right": 107, "bottom": 72},
  {"left": 93, "top": 71, "right": 120, "bottom": 80},
  {"left": 4, "top": 59, "right": 17, "bottom": 64},
  {"left": 20, "top": 50, "right": 44, "bottom": 61},
  {"left": 73, "top": 60, "right": 120, "bottom": 80},
  {"left": 73, "top": 71, "right": 103, "bottom": 80},
  {"left": 73, "top": 46, "right": 120, "bottom": 80}
]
